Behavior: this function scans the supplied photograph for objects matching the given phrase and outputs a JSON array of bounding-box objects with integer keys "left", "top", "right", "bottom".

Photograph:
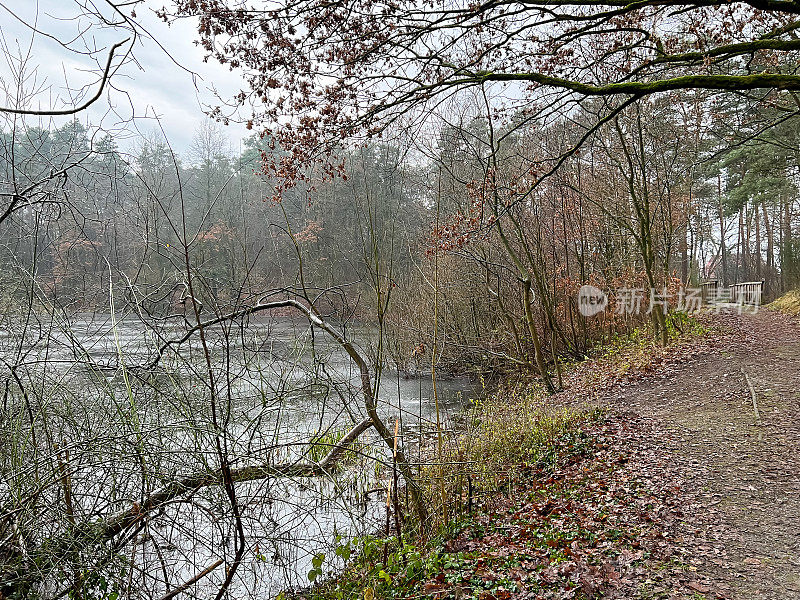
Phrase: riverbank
[{"left": 291, "top": 313, "right": 724, "bottom": 599}]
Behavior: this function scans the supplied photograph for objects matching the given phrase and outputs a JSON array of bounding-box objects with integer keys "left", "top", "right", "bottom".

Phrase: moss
[{"left": 768, "top": 289, "right": 800, "bottom": 315}]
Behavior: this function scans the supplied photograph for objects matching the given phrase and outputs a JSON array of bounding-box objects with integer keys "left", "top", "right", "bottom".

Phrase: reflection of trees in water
[
  {"left": 0, "top": 302, "right": 472, "bottom": 598},
  {"left": 0, "top": 87, "right": 461, "bottom": 596}
]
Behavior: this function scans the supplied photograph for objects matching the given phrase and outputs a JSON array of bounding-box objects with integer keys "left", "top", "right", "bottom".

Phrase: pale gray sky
[{"left": 0, "top": 0, "right": 250, "bottom": 155}]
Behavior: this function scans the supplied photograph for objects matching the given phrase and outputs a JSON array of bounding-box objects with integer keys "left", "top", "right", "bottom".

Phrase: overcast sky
[{"left": 0, "top": 0, "right": 251, "bottom": 157}]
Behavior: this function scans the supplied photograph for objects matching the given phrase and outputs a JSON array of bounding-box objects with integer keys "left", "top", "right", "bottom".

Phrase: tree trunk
[
  {"left": 680, "top": 225, "right": 689, "bottom": 283},
  {"left": 755, "top": 199, "right": 762, "bottom": 279},
  {"left": 523, "top": 279, "right": 556, "bottom": 394},
  {"left": 718, "top": 175, "right": 728, "bottom": 286},
  {"left": 736, "top": 206, "right": 743, "bottom": 284},
  {"left": 761, "top": 202, "right": 774, "bottom": 298}
]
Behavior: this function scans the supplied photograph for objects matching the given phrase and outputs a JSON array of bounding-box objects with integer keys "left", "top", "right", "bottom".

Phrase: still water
[{"left": 1, "top": 311, "right": 478, "bottom": 597}]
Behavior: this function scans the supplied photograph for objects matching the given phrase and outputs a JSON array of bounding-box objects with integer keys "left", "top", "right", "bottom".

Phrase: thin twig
[
  {"left": 742, "top": 368, "right": 763, "bottom": 427},
  {"left": 156, "top": 559, "right": 224, "bottom": 600}
]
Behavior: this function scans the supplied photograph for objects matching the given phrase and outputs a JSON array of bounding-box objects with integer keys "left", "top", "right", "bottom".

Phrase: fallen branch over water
[
  {"left": 142, "top": 296, "right": 428, "bottom": 524},
  {"left": 100, "top": 417, "right": 374, "bottom": 540},
  {"left": 0, "top": 296, "right": 433, "bottom": 596},
  {"left": 2, "top": 417, "right": 373, "bottom": 595}
]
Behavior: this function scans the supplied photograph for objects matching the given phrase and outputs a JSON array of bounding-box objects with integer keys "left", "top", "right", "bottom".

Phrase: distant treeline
[{"left": 2, "top": 100, "right": 800, "bottom": 372}]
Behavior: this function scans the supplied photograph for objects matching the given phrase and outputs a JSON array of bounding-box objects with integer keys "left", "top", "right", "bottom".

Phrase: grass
[
  {"left": 307, "top": 428, "right": 367, "bottom": 464},
  {"left": 296, "top": 394, "right": 599, "bottom": 600},
  {"left": 291, "top": 312, "right": 712, "bottom": 600},
  {"left": 768, "top": 289, "right": 800, "bottom": 315},
  {"left": 446, "top": 388, "right": 592, "bottom": 489}
]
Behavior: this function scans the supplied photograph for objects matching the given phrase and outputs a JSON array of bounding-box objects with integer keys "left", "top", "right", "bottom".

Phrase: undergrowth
[
  {"left": 297, "top": 391, "right": 601, "bottom": 600},
  {"left": 293, "top": 312, "right": 710, "bottom": 600},
  {"left": 769, "top": 289, "right": 800, "bottom": 315},
  {"left": 570, "top": 311, "right": 710, "bottom": 388},
  {"left": 592, "top": 310, "right": 709, "bottom": 360}
]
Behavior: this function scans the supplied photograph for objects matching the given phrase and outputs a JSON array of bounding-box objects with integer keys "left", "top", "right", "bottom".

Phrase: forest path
[{"left": 594, "top": 308, "right": 800, "bottom": 598}]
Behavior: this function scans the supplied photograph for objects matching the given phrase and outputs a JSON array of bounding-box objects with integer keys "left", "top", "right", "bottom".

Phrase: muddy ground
[{"left": 586, "top": 308, "right": 800, "bottom": 598}]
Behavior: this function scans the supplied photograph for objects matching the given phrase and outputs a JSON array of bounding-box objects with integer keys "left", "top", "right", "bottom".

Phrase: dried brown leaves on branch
[{"left": 165, "top": 0, "right": 800, "bottom": 195}]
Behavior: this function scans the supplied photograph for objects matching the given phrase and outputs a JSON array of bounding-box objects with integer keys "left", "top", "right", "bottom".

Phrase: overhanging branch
[
  {"left": 0, "top": 39, "right": 129, "bottom": 116},
  {"left": 470, "top": 70, "right": 800, "bottom": 96}
]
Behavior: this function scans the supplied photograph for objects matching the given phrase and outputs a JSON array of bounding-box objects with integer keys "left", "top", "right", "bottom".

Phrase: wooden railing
[
  {"left": 700, "top": 280, "right": 763, "bottom": 307},
  {"left": 700, "top": 280, "right": 719, "bottom": 305},
  {"left": 729, "top": 281, "right": 763, "bottom": 306}
]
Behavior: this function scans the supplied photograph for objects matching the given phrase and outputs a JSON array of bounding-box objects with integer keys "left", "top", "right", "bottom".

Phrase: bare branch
[{"left": 0, "top": 38, "right": 129, "bottom": 116}]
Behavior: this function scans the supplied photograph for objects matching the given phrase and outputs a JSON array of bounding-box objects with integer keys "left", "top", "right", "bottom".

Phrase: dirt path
[{"left": 595, "top": 309, "right": 800, "bottom": 598}]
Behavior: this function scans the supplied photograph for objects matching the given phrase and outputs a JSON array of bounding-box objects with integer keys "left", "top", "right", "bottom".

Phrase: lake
[{"left": 0, "top": 310, "right": 479, "bottom": 597}]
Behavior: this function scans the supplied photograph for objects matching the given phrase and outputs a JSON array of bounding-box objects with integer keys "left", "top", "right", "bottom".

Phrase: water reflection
[{"left": 0, "top": 311, "right": 480, "bottom": 596}]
